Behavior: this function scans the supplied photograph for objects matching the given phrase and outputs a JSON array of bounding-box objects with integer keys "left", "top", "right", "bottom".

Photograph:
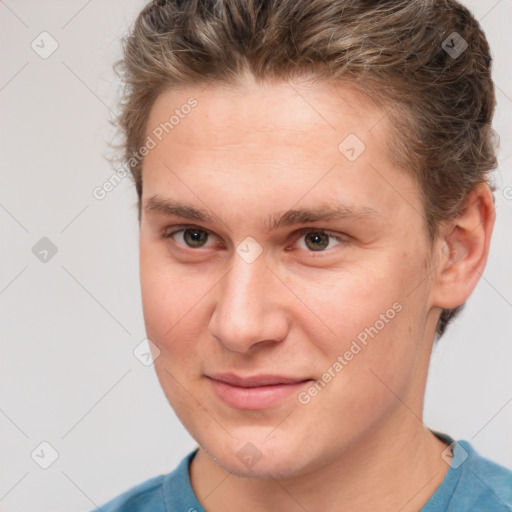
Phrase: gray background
[{"left": 1, "top": 1, "right": 511, "bottom": 511}]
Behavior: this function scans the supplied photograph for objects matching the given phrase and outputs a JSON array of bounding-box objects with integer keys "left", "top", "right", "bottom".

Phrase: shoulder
[
  {"left": 90, "top": 450, "right": 200, "bottom": 512},
  {"left": 456, "top": 440, "right": 512, "bottom": 510},
  {"left": 92, "top": 474, "right": 166, "bottom": 512},
  {"left": 422, "top": 435, "right": 512, "bottom": 512}
]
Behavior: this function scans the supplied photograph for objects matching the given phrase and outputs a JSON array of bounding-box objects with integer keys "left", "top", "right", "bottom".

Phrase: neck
[{"left": 189, "top": 416, "right": 450, "bottom": 512}]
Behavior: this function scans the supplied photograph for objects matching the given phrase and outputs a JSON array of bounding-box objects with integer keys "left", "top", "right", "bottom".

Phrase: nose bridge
[{"left": 208, "top": 249, "right": 287, "bottom": 352}]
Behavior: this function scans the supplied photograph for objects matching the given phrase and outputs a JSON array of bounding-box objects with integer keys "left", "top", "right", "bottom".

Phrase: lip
[{"left": 207, "top": 373, "right": 312, "bottom": 410}]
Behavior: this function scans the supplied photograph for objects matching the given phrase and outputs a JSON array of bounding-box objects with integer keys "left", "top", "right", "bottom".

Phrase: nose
[{"left": 208, "top": 251, "right": 289, "bottom": 353}]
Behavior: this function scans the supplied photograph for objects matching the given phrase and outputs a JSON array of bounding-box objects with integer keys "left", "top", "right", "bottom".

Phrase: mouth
[{"left": 206, "top": 373, "right": 313, "bottom": 410}]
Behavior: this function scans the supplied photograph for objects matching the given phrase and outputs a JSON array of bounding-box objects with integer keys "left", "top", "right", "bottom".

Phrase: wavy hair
[{"left": 113, "top": 0, "right": 498, "bottom": 337}]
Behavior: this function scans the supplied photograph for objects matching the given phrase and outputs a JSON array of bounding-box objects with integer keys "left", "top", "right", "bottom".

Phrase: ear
[{"left": 432, "top": 182, "right": 495, "bottom": 310}]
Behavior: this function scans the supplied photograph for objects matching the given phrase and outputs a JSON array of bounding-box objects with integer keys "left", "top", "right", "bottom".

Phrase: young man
[{"left": 96, "top": 0, "right": 512, "bottom": 510}]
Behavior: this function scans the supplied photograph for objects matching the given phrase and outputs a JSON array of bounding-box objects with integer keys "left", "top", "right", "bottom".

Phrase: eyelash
[{"left": 161, "top": 224, "right": 348, "bottom": 254}]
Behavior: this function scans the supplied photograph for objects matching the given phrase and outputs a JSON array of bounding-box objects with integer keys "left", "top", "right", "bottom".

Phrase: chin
[{"left": 195, "top": 427, "right": 326, "bottom": 480}]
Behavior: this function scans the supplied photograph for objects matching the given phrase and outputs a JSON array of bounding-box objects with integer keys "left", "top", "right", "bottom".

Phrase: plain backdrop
[{"left": 1, "top": 1, "right": 511, "bottom": 511}]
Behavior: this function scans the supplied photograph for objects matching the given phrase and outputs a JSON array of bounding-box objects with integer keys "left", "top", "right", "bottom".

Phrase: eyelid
[
  {"left": 291, "top": 226, "right": 348, "bottom": 241},
  {"left": 162, "top": 224, "right": 220, "bottom": 248},
  {"left": 289, "top": 227, "right": 348, "bottom": 253},
  {"left": 162, "top": 224, "right": 345, "bottom": 239},
  {"left": 162, "top": 224, "right": 349, "bottom": 251},
  {"left": 162, "top": 224, "right": 213, "bottom": 236}
]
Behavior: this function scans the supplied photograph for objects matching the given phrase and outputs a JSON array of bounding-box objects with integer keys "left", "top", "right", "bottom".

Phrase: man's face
[{"left": 139, "top": 76, "right": 438, "bottom": 478}]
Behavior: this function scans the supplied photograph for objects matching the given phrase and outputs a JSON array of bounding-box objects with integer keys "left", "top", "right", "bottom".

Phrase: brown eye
[
  {"left": 303, "top": 232, "right": 330, "bottom": 251},
  {"left": 182, "top": 228, "right": 209, "bottom": 248},
  {"left": 163, "top": 226, "right": 215, "bottom": 249},
  {"left": 294, "top": 229, "right": 346, "bottom": 252}
]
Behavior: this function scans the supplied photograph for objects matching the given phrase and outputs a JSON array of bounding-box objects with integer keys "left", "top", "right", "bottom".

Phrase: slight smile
[{"left": 207, "top": 373, "right": 313, "bottom": 410}]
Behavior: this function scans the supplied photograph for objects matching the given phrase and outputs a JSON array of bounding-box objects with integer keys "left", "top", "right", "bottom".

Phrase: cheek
[
  {"left": 140, "top": 262, "right": 204, "bottom": 408},
  {"left": 291, "top": 262, "right": 402, "bottom": 345},
  {"left": 139, "top": 241, "right": 219, "bottom": 377},
  {"left": 140, "top": 244, "right": 192, "bottom": 349},
  {"left": 300, "top": 253, "right": 428, "bottom": 390}
]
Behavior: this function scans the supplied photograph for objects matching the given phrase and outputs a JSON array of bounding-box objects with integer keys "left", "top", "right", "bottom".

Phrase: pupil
[
  {"left": 306, "top": 232, "right": 328, "bottom": 251},
  {"left": 185, "top": 229, "right": 207, "bottom": 247},
  {"left": 182, "top": 230, "right": 329, "bottom": 250}
]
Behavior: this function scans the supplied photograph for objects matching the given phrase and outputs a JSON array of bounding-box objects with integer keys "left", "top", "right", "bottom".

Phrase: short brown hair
[{"left": 113, "top": 0, "right": 498, "bottom": 337}]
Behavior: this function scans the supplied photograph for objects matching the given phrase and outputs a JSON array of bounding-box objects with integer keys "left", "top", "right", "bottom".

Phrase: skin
[{"left": 138, "top": 73, "right": 495, "bottom": 511}]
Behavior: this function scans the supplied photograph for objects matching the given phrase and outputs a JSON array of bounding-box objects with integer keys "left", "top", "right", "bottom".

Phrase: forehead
[
  {"left": 141, "top": 77, "right": 423, "bottom": 231},
  {"left": 145, "top": 77, "right": 388, "bottom": 155}
]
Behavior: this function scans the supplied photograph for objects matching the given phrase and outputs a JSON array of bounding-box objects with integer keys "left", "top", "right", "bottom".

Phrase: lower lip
[{"left": 208, "top": 378, "right": 311, "bottom": 410}]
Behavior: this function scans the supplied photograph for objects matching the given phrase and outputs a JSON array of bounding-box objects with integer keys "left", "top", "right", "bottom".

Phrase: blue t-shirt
[{"left": 93, "top": 432, "right": 512, "bottom": 512}]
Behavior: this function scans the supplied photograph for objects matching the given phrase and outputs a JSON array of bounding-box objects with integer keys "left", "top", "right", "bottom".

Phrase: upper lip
[{"left": 207, "top": 373, "right": 311, "bottom": 388}]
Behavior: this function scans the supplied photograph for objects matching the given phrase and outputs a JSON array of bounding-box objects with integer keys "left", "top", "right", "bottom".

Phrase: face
[{"left": 139, "top": 75, "right": 438, "bottom": 479}]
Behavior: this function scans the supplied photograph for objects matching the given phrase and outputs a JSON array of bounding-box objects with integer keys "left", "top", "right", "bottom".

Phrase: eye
[
  {"left": 162, "top": 225, "right": 218, "bottom": 249},
  {"left": 292, "top": 228, "right": 347, "bottom": 252},
  {"left": 162, "top": 225, "right": 348, "bottom": 253}
]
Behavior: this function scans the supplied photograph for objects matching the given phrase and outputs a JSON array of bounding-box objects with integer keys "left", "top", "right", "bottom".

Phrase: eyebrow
[{"left": 144, "top": 195, "right": 380, "bottom": 232}]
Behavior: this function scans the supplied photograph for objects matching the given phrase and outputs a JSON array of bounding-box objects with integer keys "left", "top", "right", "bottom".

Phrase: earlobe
[{"left": 432, "top": 183, "right": 495, "bottom": 310}]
